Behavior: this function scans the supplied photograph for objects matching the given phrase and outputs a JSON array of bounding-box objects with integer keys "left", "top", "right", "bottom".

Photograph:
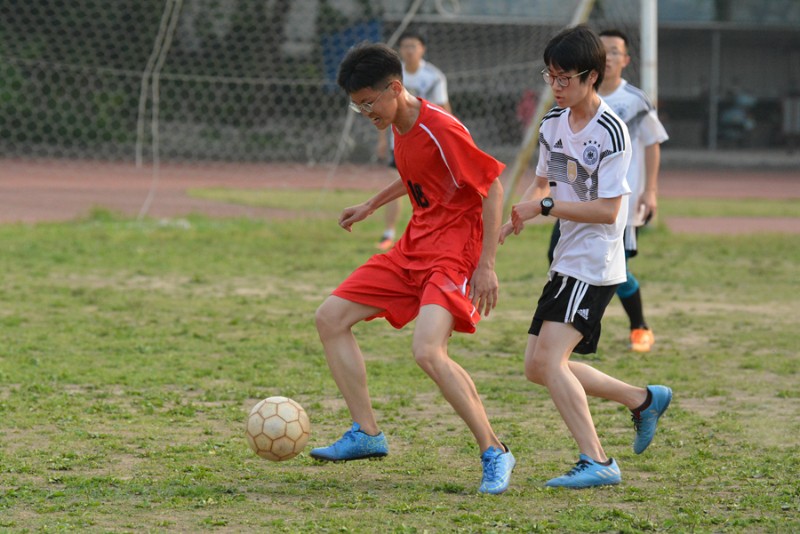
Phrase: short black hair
[
  {"left": 337, "top": 42, "right": 402, "bottom": 94},
  {"left": 398, "top": 30, "right": 426, "bottom": 46},
  {"left": 543, "top": 24, "right": 605, "bottom": 90},
  {"left": 599, "top": 28, "right": 630, "bottom": 49}
]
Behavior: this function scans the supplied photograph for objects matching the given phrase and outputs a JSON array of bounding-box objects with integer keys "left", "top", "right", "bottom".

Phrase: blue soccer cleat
[
  {"left": 632, "top": 385, "right": 673, "bottom": 454},
  {"left": 310, "top": 422, "right": 388, "bottom": 462},
  {"left": 478, "top": 444, "right": 515, "bottom": 494},
  {"left": 545, "top": 454, "right": 621, "bottom": 488}
]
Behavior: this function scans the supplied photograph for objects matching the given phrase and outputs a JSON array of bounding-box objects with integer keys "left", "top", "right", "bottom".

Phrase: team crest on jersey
[
  {"left": 567, "top": 160, "right": 578, "bottom": 182},
  {"left": 582, "top": 140, "right": 600, "bottom": 166}
]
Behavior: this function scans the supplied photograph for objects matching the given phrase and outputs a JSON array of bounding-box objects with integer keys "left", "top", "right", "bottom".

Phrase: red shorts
[{"left": 332, "top": 253, "right": 480, "bottom": 333}]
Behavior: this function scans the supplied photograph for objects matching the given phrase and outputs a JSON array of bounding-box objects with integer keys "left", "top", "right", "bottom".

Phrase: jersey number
[{"left": 407, "top": 180, "right": 430, "bottom": 208}]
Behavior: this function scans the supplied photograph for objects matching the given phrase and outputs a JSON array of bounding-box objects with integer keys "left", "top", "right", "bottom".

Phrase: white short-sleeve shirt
[
  {"left": 601, "top": 79, "right": 669, "bottom": 227},
  {"left": 403, "top": 60, "right": 449, "bottom": 106},
  {"left": 536, "top": 100, "right": 632, "bottom": 286}
]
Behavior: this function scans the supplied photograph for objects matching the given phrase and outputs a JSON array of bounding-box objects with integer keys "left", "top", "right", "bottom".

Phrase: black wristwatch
[{"left": 540, "top": 197, "right": 554, "bottom": 216}]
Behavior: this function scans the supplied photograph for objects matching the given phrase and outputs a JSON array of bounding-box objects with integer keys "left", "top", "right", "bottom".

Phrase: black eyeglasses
[{"left": 541, "top": 69, "right": 589, "bottom": 88}]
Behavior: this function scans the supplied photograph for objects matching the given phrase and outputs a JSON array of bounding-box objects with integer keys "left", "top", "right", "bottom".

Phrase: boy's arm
[
  {"left": 339, "top": 178, "right": 406, "bottom": 232},
  {"left": 511, "top": 143, "right": 629, "bottom": 229},
  {"left": 639, "top": 142, "right": 660, "bottom": 222},
  {"left": 513, "top": 194, "right": 622, "bottom": 229},
  {"left": 499, "top": 174, "right": 549, "bottom": 243},
  {"left": 470, "top": 178, "right": 503, "bottom": 317}
]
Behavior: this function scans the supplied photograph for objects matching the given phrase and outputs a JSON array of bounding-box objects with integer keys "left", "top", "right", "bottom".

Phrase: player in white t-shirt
[
  {"left": 376, "top": 30, "right": 451, "bottom": 250},
  {"left": 499, "top": 25, "right": 672, "bottom": 489},
  {"left": 547, "top": 29, "right": 669, "bottom": 353}
]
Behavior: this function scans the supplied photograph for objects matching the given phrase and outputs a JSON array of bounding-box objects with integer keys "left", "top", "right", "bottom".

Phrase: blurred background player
[
  {"left": 376, "top": 30, "right": 451, "bottom": 250},
  {"left": 546, "top": 28, "right": 669, "bottom": 353}
]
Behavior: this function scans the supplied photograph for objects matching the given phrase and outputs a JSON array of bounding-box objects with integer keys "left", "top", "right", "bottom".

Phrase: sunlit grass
[{"left": 0, "top": 204, "right": 797, "bottom": 532}]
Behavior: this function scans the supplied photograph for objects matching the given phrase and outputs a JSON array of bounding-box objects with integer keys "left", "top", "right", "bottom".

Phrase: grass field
[{"left": 0, "top": 190, "right": 798, "bottom": 532}]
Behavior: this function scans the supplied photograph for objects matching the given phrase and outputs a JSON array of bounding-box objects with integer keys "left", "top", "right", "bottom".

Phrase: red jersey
[{"left": 388, "top": 99, "right": 505, "bottom": 274}]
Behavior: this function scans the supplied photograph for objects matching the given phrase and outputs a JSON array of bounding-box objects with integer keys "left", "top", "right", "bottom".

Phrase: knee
[
  {"left": 524, "top": 356, "right": 549, "bottom": 385},
  {"left": 315, "top": 300, "right": 341, "bottom": 337},
  {"left": 412, "top": 341, "right": 444, "bottom": 375}
]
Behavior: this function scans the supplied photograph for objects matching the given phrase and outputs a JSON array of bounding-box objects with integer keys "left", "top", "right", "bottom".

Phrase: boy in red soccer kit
[{"left": 311, "top": 43, "right": 515, "bottom": 494}]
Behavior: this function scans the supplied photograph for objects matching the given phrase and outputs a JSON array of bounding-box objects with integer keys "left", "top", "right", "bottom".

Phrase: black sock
[
  {"left": 620, "top": 289, "right": 647, "bottom": 330},
  {"left": 632, "top": 388, "right": 653, "bottom": 414}
]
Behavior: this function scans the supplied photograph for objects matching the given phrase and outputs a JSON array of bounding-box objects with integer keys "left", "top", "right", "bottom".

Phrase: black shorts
[
  {"left": 528, "top": 274, "right": 619, "bottom": 354},
  {"left": 623, "top": 225, "right": 639, "bottom": 257}
]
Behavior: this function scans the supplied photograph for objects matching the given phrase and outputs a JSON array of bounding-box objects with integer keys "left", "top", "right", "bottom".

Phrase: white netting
[{"left": 0, "top": 0, "right": 641, "bottom": 166}]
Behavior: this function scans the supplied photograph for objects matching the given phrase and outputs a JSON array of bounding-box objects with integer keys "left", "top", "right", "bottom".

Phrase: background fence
[{"left": 0, "top": 0, "right": 642, "bottom": 166}]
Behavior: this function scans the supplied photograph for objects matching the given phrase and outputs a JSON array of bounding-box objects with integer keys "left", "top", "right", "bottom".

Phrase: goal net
[{"left": 0, "top": 0, "right": 642, "bottom": 171}]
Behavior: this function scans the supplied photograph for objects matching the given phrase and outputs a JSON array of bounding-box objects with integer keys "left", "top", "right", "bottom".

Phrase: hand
[
  {"left": 510, "top": 200, "right": 539, "bottom": 234},
  {"left": 498, "top": 221, "right": 515, "bottom": 244},
  {"left": 638, "top": 190, "right": 657, "bottom": 224},
  {"left": 469, "top": 265, "right": 499, "bottom": 317},
  {"left": 338, "top": 203, "right": 371, "bottom": 232}
]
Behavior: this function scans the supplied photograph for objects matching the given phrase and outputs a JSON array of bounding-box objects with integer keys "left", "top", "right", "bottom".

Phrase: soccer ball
[{"left": 245, "top": 396, "right": 311, "bottom": 461}]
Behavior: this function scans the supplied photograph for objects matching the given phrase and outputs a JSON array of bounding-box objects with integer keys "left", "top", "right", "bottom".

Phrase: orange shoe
[
  {"left": 376, "top": 236, "right": 394, "bottom": 251},
  {"left": 630, "top": 328, "right": 655, "bottom": 353}
]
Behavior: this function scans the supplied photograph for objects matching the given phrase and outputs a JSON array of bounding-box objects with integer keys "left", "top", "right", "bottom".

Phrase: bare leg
[
  {"left": 524, "top": 323, "right": 607, "bottom": 462},
  {"left": 568, "top": 361, "right": 647, "bottom": 409},
  {"left": 315, "top": 295, "right": 384, "bottom": 435},
  {"left": 412, "top": 304, "right": 503, "bottom": 452}
]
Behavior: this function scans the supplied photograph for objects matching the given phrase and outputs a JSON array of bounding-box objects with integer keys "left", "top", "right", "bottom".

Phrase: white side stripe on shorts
[
  {"left": 554, "top": 275, "right": 569, "bottom": 299},
  {"left": 462, "top": 276, "right": 478, "bottom": 319},
  {"left": 564, "top": 279, "right": 589, "bottom": 323}
]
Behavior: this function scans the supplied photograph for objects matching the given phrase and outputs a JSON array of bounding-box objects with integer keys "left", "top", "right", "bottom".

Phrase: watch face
[{"left": 541, "top": 197, "right": 553, "bottom": 215}]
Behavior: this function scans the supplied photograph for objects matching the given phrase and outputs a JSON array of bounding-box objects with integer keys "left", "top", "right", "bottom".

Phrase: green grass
[
  {"left": 189, "top": 187, "right": 369, "bottom": 215},
  {"left": 657, "top": 197, "right": 800, "bottom": 218},
  {"left": 0, "top": 193, "right": 798, "bottom": 532}
]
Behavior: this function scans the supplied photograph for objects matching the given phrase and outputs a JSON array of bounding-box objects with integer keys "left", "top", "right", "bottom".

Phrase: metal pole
[
  {"left": 640, "top": 0, "right": 658, "bottom": 102},
  {"left": 708, "top": 30, "right": 721, "bottom": 150}
]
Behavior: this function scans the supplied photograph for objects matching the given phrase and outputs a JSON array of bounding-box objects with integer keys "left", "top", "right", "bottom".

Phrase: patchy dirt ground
[{"left": 1, "top": 159, "right": 798, "bottom": 233}]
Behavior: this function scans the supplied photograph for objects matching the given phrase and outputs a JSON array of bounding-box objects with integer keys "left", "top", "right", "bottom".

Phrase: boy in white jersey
[
  {"left": 499, "top": 25, "right": 672, "bottom": 488},
  {"left": 546, "top": 29, "right": 669, "bottom": 353},
  {"left": 376, "top": 30, "right": 451, "bottom": 250}
]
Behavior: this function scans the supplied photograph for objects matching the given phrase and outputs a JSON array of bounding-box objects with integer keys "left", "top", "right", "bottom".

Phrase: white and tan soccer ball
[{"left": 245, "top": 396, "right": 311, "bottom": 461}]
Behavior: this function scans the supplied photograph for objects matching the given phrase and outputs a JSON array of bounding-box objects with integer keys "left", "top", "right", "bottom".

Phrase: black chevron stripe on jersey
[
  {"left": 542, "top": 106, "right": 567, "bottom": 123},
  {"left": 598, "top": 111, "right": 625, "bottom": 153},
  {"left": 538, "top": 132, "right": 551, "bottom": 152}
]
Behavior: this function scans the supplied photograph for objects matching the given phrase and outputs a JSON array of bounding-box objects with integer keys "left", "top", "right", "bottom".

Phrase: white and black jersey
[
  {"left": 536, "top": 100, "right": 632, "bottom": 286},
  {"left": 602, "top": 79, "right": 668, "bottom": 229}
]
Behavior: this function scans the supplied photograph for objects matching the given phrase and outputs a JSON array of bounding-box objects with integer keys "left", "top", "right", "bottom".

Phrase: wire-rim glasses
[{"left": 349, "top": 83, "right": 392, "bottom": 114}]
